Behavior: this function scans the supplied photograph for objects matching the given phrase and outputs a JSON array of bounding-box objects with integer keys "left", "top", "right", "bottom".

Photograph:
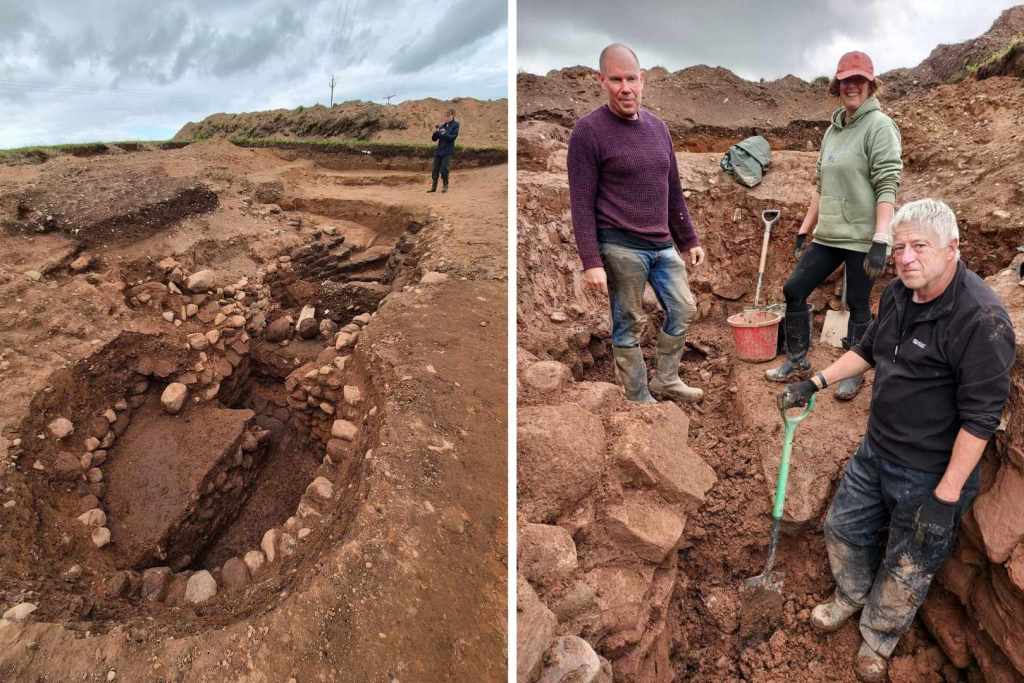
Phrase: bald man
[{"left": 568, "top": 43, "right": 706, "bottom": 403}]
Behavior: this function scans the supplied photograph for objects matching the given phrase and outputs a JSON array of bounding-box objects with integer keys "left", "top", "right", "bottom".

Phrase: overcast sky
[
  {"left": 0, "top": 0, "right": 507, "bottom": 148},
  {"left": 518, "top": 0, "right": 1021, "bottom": 81}
]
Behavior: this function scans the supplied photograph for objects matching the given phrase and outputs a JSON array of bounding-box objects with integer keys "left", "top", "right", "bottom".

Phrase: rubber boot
[
  {"left": 426, "top": 180, "right": 437, "bottom": 193},
  {"left": 648, "top": 330, "right": 704, "bottom": 403},
  {"left": 765, "top": 303, "right": 812, "bottom": 382},
  {"left": 855, "top": 642, "right": 888, "bottom": 682},
  {"left": 810, "top": 592, "right": 861, "bottom": 633},
  {"left": 442, "top": 181, "right": 449, "bottom": 193},
  {"left": 835, "top": 318, "right": 871, "bottom": 400},
  {"left": 612, "top": 345, "right": 656, "bottom": 403}
]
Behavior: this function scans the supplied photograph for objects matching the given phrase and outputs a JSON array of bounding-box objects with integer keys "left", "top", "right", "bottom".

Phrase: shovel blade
[
  {"left": 820, "top": 310, "right": 849, "bottom": 348},
  {"left": 744, "top": 570, "right": 784, "bottom": 594}
]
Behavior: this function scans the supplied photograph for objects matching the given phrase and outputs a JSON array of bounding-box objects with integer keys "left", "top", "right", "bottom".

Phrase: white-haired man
[{"left": 779, "top": 198, "right": 1015, "bottom": 681}]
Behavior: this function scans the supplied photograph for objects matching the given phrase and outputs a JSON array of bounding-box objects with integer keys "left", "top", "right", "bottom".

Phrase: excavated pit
[{"left": 0, "top": 191, "right": 431, "bottom": 631}]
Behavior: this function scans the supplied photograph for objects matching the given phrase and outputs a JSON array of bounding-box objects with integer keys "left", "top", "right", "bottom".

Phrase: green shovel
[{"left": 745, "top": 394, "right": 816, "bottom": 593}]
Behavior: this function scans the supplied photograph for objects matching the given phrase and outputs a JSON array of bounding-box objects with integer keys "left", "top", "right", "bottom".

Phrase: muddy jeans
[
  {"left": 599, "top": 241, "right": 697, "bottom": 348},
  {"left": 431, "top": 153, "right": 452, "bottom": 186},
  {"left": 823, "top": 437, "right": 979, "bottom": 657}
]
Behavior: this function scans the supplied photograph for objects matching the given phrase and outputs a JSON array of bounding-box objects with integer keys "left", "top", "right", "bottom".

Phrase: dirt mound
[
  {"left": 883, "top": 6, "right": 1024, "bottom": 98},
  {"left": 176, "top": 96, "right": 508, "bottom": 149},
  {"left": 518, "top": 65, "right": 834, "bottom": 151}
]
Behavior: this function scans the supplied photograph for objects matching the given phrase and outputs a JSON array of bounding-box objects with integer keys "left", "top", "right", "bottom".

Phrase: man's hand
[
  {"left": 582, "top": 267, "right": 608, "bottom": 294},
  {"left": 685, "top": 246, "right": 706, "bottom": 266},
  {"left": 913, "top": 493, "right": 958, "bottom": 544},
  {"left": 794, "top": 233, "right": 808, "bottom": 260},
  {"left": 863, "top": 240, "right": 888, "bottom": 278},
  {"left": 778, "top": 379, "right": 818, "bottom": 410}
]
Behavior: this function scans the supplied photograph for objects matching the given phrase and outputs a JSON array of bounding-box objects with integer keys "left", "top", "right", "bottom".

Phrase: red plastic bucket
[{"left": 727, "top": 310, "right": 783, "bottom": 363}]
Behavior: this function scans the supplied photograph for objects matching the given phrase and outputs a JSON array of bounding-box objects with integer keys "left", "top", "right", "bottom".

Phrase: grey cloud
[{"left": 391, "top": 0, "right": 505, "bottom": 74}]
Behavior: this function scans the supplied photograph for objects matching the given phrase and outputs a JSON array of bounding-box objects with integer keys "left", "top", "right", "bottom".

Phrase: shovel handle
[
  {"left": 754, "top": 210, "right": 779, "bottom": 307},
  {"left": 771, "top": 394, "right": 815, "bottom": 521}
]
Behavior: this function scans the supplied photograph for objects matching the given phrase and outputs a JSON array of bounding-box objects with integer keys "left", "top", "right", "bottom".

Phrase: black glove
[
  {"left": 794, "top": 233, "right": 807, "bottom": 260},
  {"left": 913, "top": 493, "right": 958, "bottom": 544},
  {"left": 778, "top": 379, "right": 818, "bottom": 410},
  {"left": 863, "top": 240, "right": 887, "bottom": 278}
]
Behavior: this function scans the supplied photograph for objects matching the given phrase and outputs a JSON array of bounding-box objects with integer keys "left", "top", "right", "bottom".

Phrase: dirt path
[{"left": 0, "top": 142, "right": 507, "bottom": 681}]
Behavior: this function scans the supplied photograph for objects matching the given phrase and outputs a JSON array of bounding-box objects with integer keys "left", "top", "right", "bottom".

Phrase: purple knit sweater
[{"left": 567, "top": 105, "right": 699, "bottom": 270}]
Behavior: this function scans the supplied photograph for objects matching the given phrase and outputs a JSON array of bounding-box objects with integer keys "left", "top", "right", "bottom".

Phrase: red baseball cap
[{"left": 835, "top": 51, "right": 875, "bottom": 81}]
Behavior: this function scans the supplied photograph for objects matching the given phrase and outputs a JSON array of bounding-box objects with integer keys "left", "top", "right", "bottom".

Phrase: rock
[
  {"left": 243, "top": 550, "right": 266, "bottom": 575},
  {"left": 161, "top": 383, "right": 188, "bottom": 415},
  {"left": 92, "top": 527, "right": 111, "bottom": 548},
  {"left": 518, "top": 523, "right": 578, "bottom": 586},
  {"left": 103, "top": 408, "right": 117, "bottom": 423},
  {"left": 319, "top": 319, "right": 338, "bottom": 339},
  {"left": 185, "top": 270, "right": 219, "bottom": 292},
  {"left": 254, "top": 180, "right": 284, "bottom": 204},
  {"left": 331, "top": 419, "right": 358, "bottom": 441},
  {"left": 326, "top": 439, "right": 348, "bottom": 458},
  {"left": 343, "top": 385, "right": 362, "bottom": 405},
  {"left": 307, "top": 476, "right": 334, "bottom": 500},
  {"left": 518, "top": 404, "right": 606, "bottom": 522},
  {"left": 48, "top": 417, "right": 74, "bottom": 439},
  {"left": 604, "top": 492, "right": 686, "bottom": 563},
  {"left": 297, "top": 305, "right": 318, "bottom": 339},
  {"left": 79, "top": 495, "right": 100, "bottom": 513},
  {"left": 25, "top": 270, "right": 42, "bottom": 282},
  {"left": 62, "top": 565, "right": 83, "bottom": 580},
  {"left": 205, "top": 329, "right": 221, "bottom": 346},
  {"left": 187, "top": 333, "right": 209, "bottom": 350},
  {"left": 162, "top": 311, "right": 175, "bottom": 322},
  {"left": 185, "top": 570, "right": 217, "bottom": 604},
  {"left": 353, "top": 313, "right": 371, "bottom": 326},
  {"left": 569, "top": 382, "right": 623, "bottom": 413},
  {"left": 700, "top": 586, "right": 740, "bottom": 634},
  {"left": 265, "top": 316, "right": 293, "bottom": 342},
  {"left": 77, "top": 508, "right": 107, "bottom": 528},
  {"left": 521, "top": 360, "right": 573, "bottom": 395},
  {"left": 537, "top": 636, "right": 606, "bottom": 683},
  {"left": 517, "top": 574, "right": 558, "bottom": 683},
  {"left": 70, "top": 254, "right": 94, "bottom": 272},
  {"left": 141, "top": 567, "right": 172, "bottom": 602},
  {"left": 334, "top": 332, "right": 356, "bottom": 350},
  {"left": 86, "top": 467, "right": 103, "bottom": 483},
  {"left": 420, "top": 271, "right": 449, "bottom": 284},
  {"left": 261, "top": 528, "right": 280, "bottom": 563},
  {"left": 1008, "top": 543, "right": 1024, "bottom": 593},
  {"left": 221, "top": 558, "right": 250, "bottom": 591},
  {"left": 54, "top": 451, "right": 82, "bottom": 480},
  {"left": 973, "top": 460, "right": 1024, "bottom": 563},
  {"left": 920, "top": 585, "right": 971, "bottom": 668},
  {"left": 2, "top": 602, "right": 37, "bottom": 622},
  {"left": 609, "top": 403, "right": 716, "bottom": 508}
]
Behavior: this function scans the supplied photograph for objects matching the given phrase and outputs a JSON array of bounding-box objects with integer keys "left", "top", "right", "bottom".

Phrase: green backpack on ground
[{"left": 720, "top": 135, "right": 772, "bottom": 187}]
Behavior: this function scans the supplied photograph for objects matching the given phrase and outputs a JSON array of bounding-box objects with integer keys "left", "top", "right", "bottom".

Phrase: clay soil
[{"left": 0, "top": 139, "right": 507, "bottom": 680}]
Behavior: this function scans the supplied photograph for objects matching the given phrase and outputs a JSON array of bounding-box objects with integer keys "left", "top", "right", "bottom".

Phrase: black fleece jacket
[{"left": 853, "top": 261, "right": 1015, "bottom": 473}]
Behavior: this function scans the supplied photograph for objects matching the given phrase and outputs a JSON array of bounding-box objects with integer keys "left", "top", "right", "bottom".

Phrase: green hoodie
[{"left": 813, "top": 96, "right": 902, "bottom": 253}]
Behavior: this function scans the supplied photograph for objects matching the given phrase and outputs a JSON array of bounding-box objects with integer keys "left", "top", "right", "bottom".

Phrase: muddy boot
[
  {"left": 426, "top": 182, "right": 437, "bottom": 193},
  {"left": 765, "top": 303, "right": 812, "bottom": 382},
  {"left": 835, "top": 318, "right": 871, "bottom": 400},
  {"left": 855, "top": 642, "right": 888, "bottom": 682},
  {"left": 648, "top": 330, "right": 703, "bottom": 403},
  {"left": 810, "top": 592, "right": 861, "bottom": 633},
  {"left": 612, "top": 345, "right": 656, "bottom": 404},
  {"left": 442, "top": 182, "right": 449, "bottom": 193}
]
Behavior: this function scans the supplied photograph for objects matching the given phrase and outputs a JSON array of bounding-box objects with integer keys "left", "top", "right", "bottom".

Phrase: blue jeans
[
  {"left": 599, "top": 241, "right": 696, "bottom": 348},
  {"left": 824, "top": 438, "right": 979, "bottom": 657}
]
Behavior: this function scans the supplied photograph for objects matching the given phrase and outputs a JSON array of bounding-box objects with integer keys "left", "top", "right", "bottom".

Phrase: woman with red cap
[{"left": 765, "top": 51, "right": 902, "bottom": 400}]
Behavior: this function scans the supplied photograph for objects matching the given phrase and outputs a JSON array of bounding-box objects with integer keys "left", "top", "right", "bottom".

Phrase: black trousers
[
  {"left": 431, "top": 154, "right": 452, "bottom": 186},
  {"left": 784, "top": 242, "right": 875, "bottom": 330}
]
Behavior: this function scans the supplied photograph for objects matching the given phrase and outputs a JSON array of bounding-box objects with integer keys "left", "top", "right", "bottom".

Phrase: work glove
[
  {"left": 913, "top": 493, "right": 958, "bottom": 545},
  {"left": 778, "top": 379, "right": 818, "bottom": 410},
  {"left": 863, "top": 240, "right": 888, "bottom": 278},
  {"left": 794, "top": 233, "right": 807, "bottom": 260}
]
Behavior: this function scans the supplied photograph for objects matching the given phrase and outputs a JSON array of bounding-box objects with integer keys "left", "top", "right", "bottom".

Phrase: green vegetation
[
  {"left": 964, "top": 32, "right": 1024, "bottom": 78},
  {"left": 228, "top": 136, "right": 506, "bottom": 156},
  {"left": 0, "top": 140, "right": 185, "bottom": 164},
  {"left": 811, "top": 75, "right": 830, "bottom": 88}
]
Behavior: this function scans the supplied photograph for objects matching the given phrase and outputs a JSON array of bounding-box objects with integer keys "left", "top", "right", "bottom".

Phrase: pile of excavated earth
[
  {"left": 0, "top": 123, "right": 507, "bottom": 679},
  {"left": 517, "top": 8, "right": 1024, "bottom": 683}
]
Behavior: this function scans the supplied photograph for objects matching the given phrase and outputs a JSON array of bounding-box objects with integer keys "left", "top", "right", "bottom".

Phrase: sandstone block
[
  {"left": 307, "top": 476, "right": 334, "bottom": 500},
  {"left": 185, "top": 570, "right": 217, "bottom": 604},
  {"left": 537, "top": 636, "right": 607, "bottom": 683},
  {"left": 609, "top": 403, "right": 716, "bottom": 508},
  {"left": 243, "top": 550, "right": 266, "bottom": 575},
  {"left": 521, "top": 360, "right": 573, "bottom": 395},
  {"left": 161, "top": 383, "right": 188, "bottom": 415},
  {"left": 920, "top": 585, "right": 971, "bottom": 668},
  {"left": 141, "top": 567, "right": 172, "bottom": 602},
  {"left": 221, "top": 558, "right": 250, "bottom": 591},
  {"left": 261, "top": 528, "right": 280, "bottom": 563},
  {"left": 331, "top": 419, "right": 358, "bottom": 441},
  {"left": 92, "top": 527, "right": 111, "bottom": 548},
  {"left": 185, "top": 270, "right": 219, "bottom": 292},
  {"left": 973, "top": 460, "right": 1024, "bottom": 563},
  {"left": 2, "top": 602, "right": 37, "bottom": 622},
  {"left": 48, "top": 417, "right": 74, "bottom": 439},
  {"left": 604, "top": 493, "right": 686, "bottom": 563},
  {"left": 518, "top": 404, "right": 606, "bottom": 523},
  {"left": 517, "top": 574, "right": 557, "bottom": 683},
  {"left": 77, "top": 508, "right": 107, "bottom": 528},
  {"left": 518, "top": 523, "right": 578, "bottom": 587}
]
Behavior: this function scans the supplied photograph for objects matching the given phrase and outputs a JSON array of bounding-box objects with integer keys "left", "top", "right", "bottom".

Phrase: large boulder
[
  {"left": 518, "top": 523, "right": 578, "bottom": 587},
  {"left": 536, "top": 636, "right": 612, "bottom": 683},
  {"left": 973, "top": 460, "right": 1024, "bottom": 563},
  {"left": 608, "top": 403, "right": 715, "bottom": 508},
  {"left": 603, "top": 492, "right": 686, "bottom": 563},
  {"left": 517, "top": 574, "right": 557, "bottom": 683},
  {"left": 518, "top": 404, "right": 606, "bottom": 523}
]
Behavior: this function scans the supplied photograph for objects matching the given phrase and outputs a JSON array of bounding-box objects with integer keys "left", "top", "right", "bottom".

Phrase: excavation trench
[{"left": 1, "top": 193, "right": 430, "bottom": 633}]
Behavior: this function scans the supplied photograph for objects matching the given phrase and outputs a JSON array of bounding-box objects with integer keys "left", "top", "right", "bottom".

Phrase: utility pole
[
  {"left": 329, "top": 75, "right": 336, "bottom": 107},
  {"left": 383, "top": 94, "right": 396, "bottom": 105}
]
